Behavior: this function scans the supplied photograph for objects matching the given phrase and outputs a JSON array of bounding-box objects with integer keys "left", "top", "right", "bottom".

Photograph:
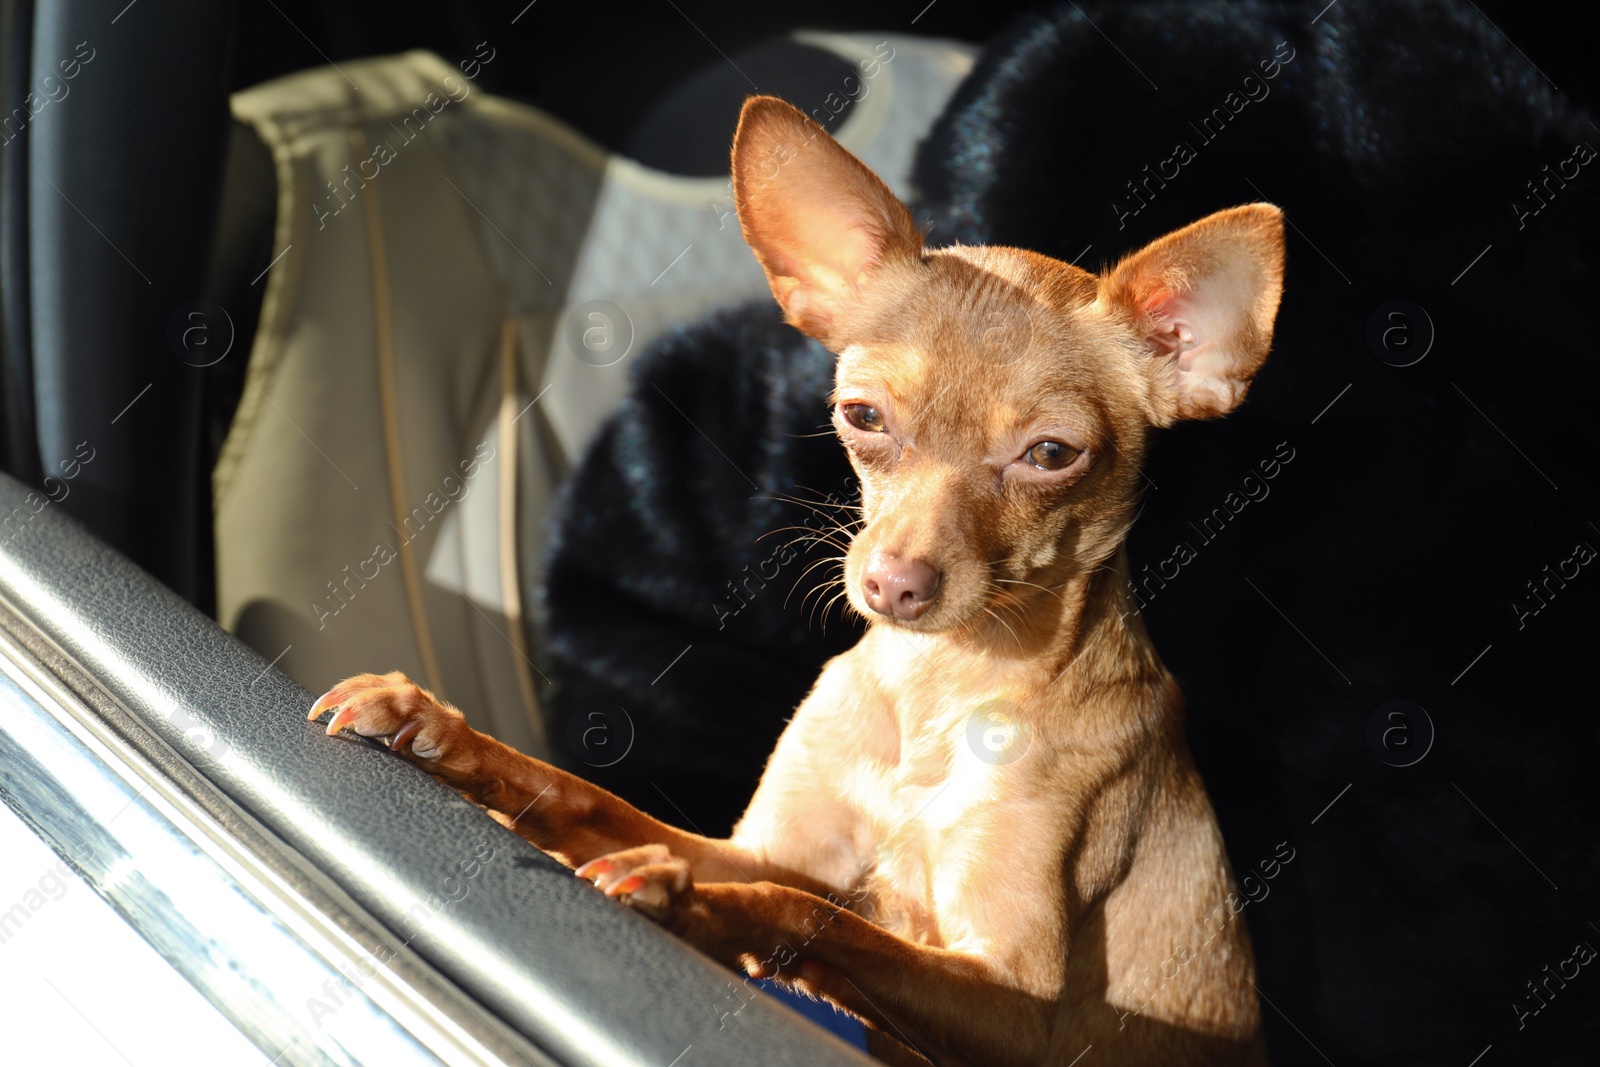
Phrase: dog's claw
[
  {"left": 575, "top": 858, "right": 615, "bottom": 881},
  {"left": 608, "top": 874, "right": 646, "bottom": 897},
  {"left": 391, "top": 717, "right": 424, "bottom": 751},
  {"left": 308, "top": 687, "right": 343, "bottom": 721},
  {"left": 576, "top": 845, "right": 693, "bottom": 925},
  {"left": 324, "top": 705, "right": 360, "bottom": 735},
  {"left": 311, "top": 672, "right": 466, "bottom": 763}
]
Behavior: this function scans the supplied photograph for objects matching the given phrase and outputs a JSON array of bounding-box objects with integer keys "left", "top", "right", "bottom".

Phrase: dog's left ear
[
  {"left": 732, "top": 95, "right": 922, "bottom": 347},
  {"left": 1101, "top": 204, "right": 1286, "bottom": 423}
]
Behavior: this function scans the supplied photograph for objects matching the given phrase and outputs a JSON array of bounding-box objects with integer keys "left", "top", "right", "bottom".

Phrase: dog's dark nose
[{"left": 861, "top": 553, "right": 942, "bottom": 619}]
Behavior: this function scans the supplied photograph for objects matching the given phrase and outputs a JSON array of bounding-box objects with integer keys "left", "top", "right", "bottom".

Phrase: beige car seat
[{"left": 216, "top": 37, "right": 974, "bottom": 756}]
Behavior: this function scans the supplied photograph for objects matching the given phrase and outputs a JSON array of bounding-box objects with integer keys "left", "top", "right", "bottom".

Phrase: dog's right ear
[{"left": 732, "top": 96, "right": 922, "bottom": 347}]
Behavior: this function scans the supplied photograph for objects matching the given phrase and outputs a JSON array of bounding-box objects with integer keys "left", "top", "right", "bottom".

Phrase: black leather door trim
[{"left": 0, "top": 472, "right": 872, "bottom": 1067}]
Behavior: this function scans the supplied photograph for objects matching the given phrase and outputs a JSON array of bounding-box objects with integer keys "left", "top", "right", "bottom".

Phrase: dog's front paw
[
  {"left": 576, "top": 844, "right": 698, "bottom": 928},
  {"left": 309, "top": 672, "right": 469, "bottom": 763}
]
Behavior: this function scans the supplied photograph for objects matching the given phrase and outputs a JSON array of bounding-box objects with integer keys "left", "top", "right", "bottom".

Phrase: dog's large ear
[
  {"left": 1100, "top": 204, "right": 1286, "bottom": 423},
  {"left": 732, "top": 96, "right": 922, "bottom": 346}
]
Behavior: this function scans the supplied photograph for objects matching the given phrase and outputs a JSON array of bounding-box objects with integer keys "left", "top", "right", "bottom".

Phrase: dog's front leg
[
  {"left": 660, "top": 880, "right": 1052, "bottom": 1067},
  {"left": 309, "top": 672, "right": 648, "bottom": 866},
  {"left": 308, "top": 673, "right": 836, "bottom": 893}
]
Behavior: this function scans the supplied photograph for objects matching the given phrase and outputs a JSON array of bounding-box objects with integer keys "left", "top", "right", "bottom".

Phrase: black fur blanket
[{"left": 541, "top": 1, "right": 1599, "bottom": 1061}]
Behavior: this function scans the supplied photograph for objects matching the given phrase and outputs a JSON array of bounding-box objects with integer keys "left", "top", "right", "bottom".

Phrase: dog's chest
[{"left": 842, "top": 707, "right": 1044, "bottom": 951}]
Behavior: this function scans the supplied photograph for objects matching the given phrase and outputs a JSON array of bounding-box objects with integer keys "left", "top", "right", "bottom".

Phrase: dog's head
[{"left": 732, "top": 97, "right": 1285, "bottom": 636}]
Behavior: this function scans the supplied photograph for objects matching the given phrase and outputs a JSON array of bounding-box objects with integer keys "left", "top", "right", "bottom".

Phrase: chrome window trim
[{"left": 0, "top": 622, "right": 546, "bottom": 1067}]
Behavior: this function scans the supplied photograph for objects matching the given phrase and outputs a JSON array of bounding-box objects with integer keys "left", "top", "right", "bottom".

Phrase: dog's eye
[
  {"left": 1025, "top": 440, "right": 1079, "bottom": 470},
  {"left": 842, "top": 403, "right": 886, "bottom": 433}
]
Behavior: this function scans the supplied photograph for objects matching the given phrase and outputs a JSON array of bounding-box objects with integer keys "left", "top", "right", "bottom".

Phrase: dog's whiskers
[
  {"left": 993, "top": 577, "right": 1062, "bottom": 599},
  {"left": 980, "top": 603, "right": 1024, "bottom": 650},
  {"left": 789, "top": 554, "right": 848, "bottom": 609},
  {"left": 818, "top": 585, "right": 855, "bottom": 631}
]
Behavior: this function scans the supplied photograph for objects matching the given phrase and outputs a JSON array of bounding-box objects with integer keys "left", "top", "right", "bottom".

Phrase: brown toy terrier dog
[{"left": 312, "top": 96, "right": 1284, "bottom": 1065}]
